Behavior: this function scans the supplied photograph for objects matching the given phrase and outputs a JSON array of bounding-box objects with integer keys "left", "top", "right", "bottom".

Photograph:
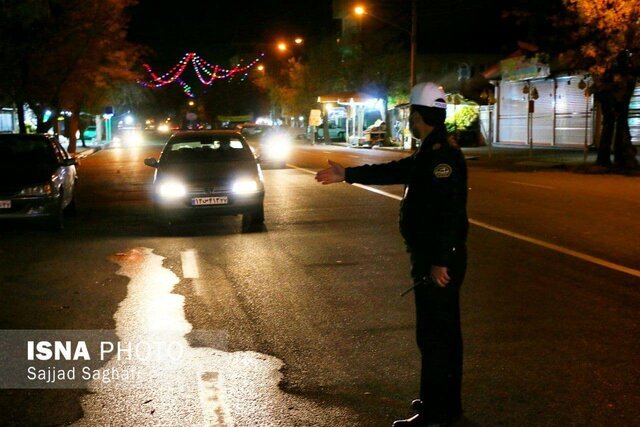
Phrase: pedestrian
[{"left": 315, "top": 82, "right": 468, "bottom": 427}]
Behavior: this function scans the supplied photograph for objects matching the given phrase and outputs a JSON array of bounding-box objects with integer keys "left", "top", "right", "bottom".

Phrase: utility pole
[{"left": 410, "top": 0, "right": 417, "bottom": 89}]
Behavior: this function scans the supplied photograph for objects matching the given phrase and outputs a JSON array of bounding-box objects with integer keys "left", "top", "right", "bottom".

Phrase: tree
[
  {"left": 253, "top": 32, "right": 408, "bottom": 136},
  {"left": 0, "top": 0, "right": 143, "bottom": 152},
  {"left": 513, "top": 0, "right": 639, "bottom": 169},
  {"left": 0, "top": 0, "right": 50, "bottom": 133}
]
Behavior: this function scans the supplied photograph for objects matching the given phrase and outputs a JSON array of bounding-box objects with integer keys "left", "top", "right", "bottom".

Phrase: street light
[
  {"left": 277, "top": 42, "right": 287, "bottom": 52},
  {"left": 257, "top": 64, "right": 265, "bottom": 72},
  {"left": 294, "top": 37, "right": 303, "bottom": 44},
  {"left": 188, "top": 101, "right": 195, "bottom": 107},
  {"left": 353, "top": 1, "right": 417, "bottom": 89}
]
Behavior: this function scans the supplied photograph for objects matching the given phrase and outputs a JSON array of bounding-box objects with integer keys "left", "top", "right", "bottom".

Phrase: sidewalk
[
  {"left": 370, "top": 144, "right": 640, "bottom": 174},
  {"left": 60, "top": 139, "right": 106, "bottom": 159}
]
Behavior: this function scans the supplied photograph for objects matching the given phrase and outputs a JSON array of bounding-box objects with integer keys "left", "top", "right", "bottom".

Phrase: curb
[{"left": 73, "top": 145, "right": 103, "bottom": 159}]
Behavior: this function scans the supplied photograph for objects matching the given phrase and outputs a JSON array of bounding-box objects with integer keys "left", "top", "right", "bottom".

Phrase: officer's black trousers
[{"left": 410, "top": 246, "right": 466, "bottom": 418}]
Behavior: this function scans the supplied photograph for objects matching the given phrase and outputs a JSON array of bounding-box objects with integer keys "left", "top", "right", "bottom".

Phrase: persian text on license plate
[
  {"left": 192, "top": 196, "right": 228, "bottom": 206},
  {"left": 0, "top": 200, "right": 11, "bottom": 209}
]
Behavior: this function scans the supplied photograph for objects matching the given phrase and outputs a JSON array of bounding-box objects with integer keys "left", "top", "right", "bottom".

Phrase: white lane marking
[
  {"left": 181, "top": 249, "right": 200, "bottom": 279},
  {"left": 289, "top": 164, "right": 640, "bottom": 279},
  {"left": 352, "top": 183, "right": 402, "bottom": 200},
  {"left": 287, "top": 164, "right": 320, "bottom": 174},
  {"left": 322, "top": 151, "right": 332, "bottom": 154},
  {"left": 198, "top": 371, "right": 230, "bottom": 427},
  {"left": 468, "top": 219, "right": 640, "bottom": 279},
  {"left": 509, "top": 181, "right": 555, "bottom": 190}
]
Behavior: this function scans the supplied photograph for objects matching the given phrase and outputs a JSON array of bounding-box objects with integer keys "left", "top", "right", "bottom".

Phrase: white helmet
[{"left": 410, "top": 82, "right": 447, "bottom": 109}]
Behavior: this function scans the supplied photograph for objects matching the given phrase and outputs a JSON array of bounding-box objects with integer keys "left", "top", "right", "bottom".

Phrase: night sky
[{"left": 128, "top": 0, "right": 513, "bottom": 68}]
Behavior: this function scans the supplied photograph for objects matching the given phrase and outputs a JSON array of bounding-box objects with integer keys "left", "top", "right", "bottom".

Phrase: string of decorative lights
[{"left": 138, "top": 52, "right": 265, "bottom": 96}]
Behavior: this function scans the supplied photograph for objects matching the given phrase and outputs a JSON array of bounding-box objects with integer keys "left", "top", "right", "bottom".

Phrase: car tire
[
  {"left": 46, "top": 200, "right": 64, "bottom": 231},
  {"left": 153, "top": 207, "right": 173, "bottom": 232},
  {"left": 65, "top": 197, "right": 77, "bottom": 216},
  {"left": 242, "top": 205, "right": 265, "bottom": 232}
]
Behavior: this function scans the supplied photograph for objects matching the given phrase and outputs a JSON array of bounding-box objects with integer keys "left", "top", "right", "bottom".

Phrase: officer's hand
[
  {"left": 430, "top": 265, "right": 451, "bottom": 287},
  {"left": 315, "top": 160, "right": 345, "bottom": 185}
]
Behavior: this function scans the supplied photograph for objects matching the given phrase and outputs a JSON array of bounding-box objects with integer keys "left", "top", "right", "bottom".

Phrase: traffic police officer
[{"left": 315, "top": 82, "right": 468, "bottom": 427}]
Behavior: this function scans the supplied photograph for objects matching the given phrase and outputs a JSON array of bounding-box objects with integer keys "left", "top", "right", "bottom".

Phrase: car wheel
[
  {"left": 242, "top": 205, "right": 265, "bottom": 232},
  {"left": 153, "top": 207, "right": 173, "bottom": 232},
  {"left": 46, "top": 200, "right": 64, "bottom": 231},
  {"left": 65, "top": 197, "right": 77, "bottom": 216}
]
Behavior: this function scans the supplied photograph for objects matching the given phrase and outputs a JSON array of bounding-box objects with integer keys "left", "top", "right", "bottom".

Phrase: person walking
[{"left": 315, "top": 82, "right": 468, "bottom": 427}]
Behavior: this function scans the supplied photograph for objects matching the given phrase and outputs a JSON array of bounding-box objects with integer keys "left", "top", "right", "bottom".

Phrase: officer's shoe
[
  {"left": 392, "top": 409, "right": 461, "bottom": 427},
  {"left": 410, "top": 399, "right": 424, "bottom": 412},
  {"left": 392, "top": 413, "right": 450, "bottom": 427}
]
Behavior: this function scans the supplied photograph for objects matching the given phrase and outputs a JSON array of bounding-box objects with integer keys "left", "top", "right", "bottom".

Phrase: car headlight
[
  {"left": 232, "top": 179, "right": 259, "bottom": 194},
  {"left": 157, "top": 124, "right": 170, "bottom": 133},
  {"left": 124, "top": 132, "right": 143, "bottom": 145},
  {"left": 264, "top": 136, "right": 292, "bottom": 159},
  {"left": 18, "top": 183, "right": 53, "bottom": 197},
  {"left": 158, "top": 181, "right": 186, "bottom": 199}
]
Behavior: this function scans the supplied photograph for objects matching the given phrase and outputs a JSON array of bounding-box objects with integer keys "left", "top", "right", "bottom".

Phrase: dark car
[
  {"left": 144, "top": 130, "right": 265, "bottom": 230},
  {"left": 0, "top": 134, "right": 77, "bottom": 230}
]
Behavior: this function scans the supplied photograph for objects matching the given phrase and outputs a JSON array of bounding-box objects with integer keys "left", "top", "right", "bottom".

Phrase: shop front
[{"left": 316, "top": 92, "right": 385, "bottom": 145}]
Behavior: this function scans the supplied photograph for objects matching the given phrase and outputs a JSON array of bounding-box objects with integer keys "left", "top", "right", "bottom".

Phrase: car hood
[{"left": 156, "top": 160, "right": 259, "bottom": 183}]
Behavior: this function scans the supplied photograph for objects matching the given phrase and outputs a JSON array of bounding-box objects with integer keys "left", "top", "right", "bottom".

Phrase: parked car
[
  {"left": 0, "top": 134, "right": 77, "bottom": 230},
  {"left": 315, "top": 124, "right": 346, "bottom": 142},
  {"left": 83, "top": 125, "right": 97, "bottom": 141},
  {"left": 144, "top": 130, "right": 264, "bottom": 230}
]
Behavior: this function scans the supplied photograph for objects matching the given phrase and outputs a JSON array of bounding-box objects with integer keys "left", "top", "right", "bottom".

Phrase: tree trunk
[
  {"left": 595, "top": 97, "right": 614, "bottom": 167},
  {"left": 595, "top": 75, "right": 638, "bottom": 170},
  {"left": 35, "top": 107, "right": 55, "bottom": 134},
  {"left": 613, "top": 79, "right": 638, "bottom": 169},
  {"left": 67, "top": 107, "right": 80, "bottom": 154},
  {"left": 16, "top": 102, "right": 27, "bottom": 134},
  {"left": 322, "top": 111, "right": 330, "bottom": 143}
]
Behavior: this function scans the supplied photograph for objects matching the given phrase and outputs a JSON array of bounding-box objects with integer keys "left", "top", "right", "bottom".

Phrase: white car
[{"left": 0, "top": 134, "right": 77, "bottom": 230}]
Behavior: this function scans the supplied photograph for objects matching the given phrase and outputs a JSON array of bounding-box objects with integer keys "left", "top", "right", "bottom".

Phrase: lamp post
[{"left": 354, "top": 1, "right": 417, "bottom": 90}]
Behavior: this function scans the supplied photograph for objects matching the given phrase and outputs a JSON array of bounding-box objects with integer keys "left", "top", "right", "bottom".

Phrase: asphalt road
[{"left": 0, "top": 139, "right": 638, "bottom": 426}]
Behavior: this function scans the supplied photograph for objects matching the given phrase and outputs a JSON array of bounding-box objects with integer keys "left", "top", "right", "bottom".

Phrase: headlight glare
[
  {"left": 158, "top": 181, "right": 186, "bottom": 199},
  {"left": 264, "top": 136, "right": 292, "bottom": 159},
  {"left": 232, "top": 179, "right": 259, "bottom": 194}
]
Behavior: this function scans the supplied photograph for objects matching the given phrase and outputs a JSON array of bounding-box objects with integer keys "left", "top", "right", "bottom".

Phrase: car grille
[{"left": 188, "top": 184, "right": 232, "bottom": 196}]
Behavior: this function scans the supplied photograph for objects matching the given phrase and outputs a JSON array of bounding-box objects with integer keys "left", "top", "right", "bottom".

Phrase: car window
[
  {"left": 162, "top": 136, "right": 252, "bottom": 163},
  {"left": 51, "top": 139, "right": 66, "bottom": 161},
  {"left": 0, "top": 136, "right": 57, "bottom": 166}
]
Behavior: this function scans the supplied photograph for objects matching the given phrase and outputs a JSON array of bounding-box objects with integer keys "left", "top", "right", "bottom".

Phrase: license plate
[
  {"left": 0, "top": 200, "right": 10, "bottom": 209},
  {"left": 192, "top": 196, "right": 228, "bottom": 206}
]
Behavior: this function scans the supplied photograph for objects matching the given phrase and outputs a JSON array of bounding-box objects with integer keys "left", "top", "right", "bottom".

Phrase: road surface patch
[{"left": 290, "top": 165, "right": 640, "bottom": 279}]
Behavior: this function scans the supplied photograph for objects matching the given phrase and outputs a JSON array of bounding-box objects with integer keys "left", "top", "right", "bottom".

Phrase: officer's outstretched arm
[
  {"left": 344, "top": 155, "right": 414, "bottom": 185},
  {"left": 315, "top": 160, "right": 346, "bottom": 184}
]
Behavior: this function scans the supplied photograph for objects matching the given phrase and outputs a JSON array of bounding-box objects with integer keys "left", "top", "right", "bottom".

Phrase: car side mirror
[
  {"left": 61, "top": 158, "right": 77, "bottom": 166},
  {"left": 144, "top": 158, "right": 159, "bottom": 168}
]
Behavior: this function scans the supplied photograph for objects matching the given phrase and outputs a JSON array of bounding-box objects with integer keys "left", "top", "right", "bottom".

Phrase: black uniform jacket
[{"left": 344, "top": 125, "right": 468, "bottom": 266}]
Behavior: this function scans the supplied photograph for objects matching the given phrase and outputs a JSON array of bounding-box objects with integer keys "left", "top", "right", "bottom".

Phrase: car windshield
[
  {"left": 162, "top": 136, "right": 253, "bottom": 163},
  {"left": 0, "top": 136, "right": 57, "bottom": 166}
]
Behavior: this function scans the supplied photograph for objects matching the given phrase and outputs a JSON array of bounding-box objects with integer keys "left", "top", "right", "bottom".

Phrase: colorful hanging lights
[{"left": 138, "top": 52, "right": 265, "bottom": 96}]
